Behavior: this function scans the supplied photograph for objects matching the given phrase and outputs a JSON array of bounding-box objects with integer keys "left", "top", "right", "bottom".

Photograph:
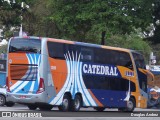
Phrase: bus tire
[
  {"left": 118, "top": 107, "right": 125, "bottom": 111},
  {"left": 58, "top": 94, "right": 71, "bottom": 112},
  {"left": 0, "top": 94, "right": 6, "bottom": 106},
  {"left": 94, "top": 107, "right": 105, "bottom": 112},
  {"left": 125, "top": 98, "right": 135, "bottom": 112},
  {"left": 27, "top": 105, "right": 37, "bottom": 110},
  {"left": 71, "top": 95, "right": 82, "bottom": 112},
  {"left": 39, "top": 105, "right": 53, "bottom": 111},
  {"left": 5, "top": 102, "right": 15, "bottom": 107}
]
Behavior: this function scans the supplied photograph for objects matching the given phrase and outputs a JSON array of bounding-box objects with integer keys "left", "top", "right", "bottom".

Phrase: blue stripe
[
  {"left": 69, "top": 60, "right": 73, "bottom": 91},
  {"left": 73, "top": 62, "right": 77, "bottom": 98},
  {"left": 16, "top": 81, "right": 32, "bottom": 94},
  {"left": 31, "top": 54, "right": 40, "bottom": 92},
  {"left": 72, "top": 61, "right": 76, "bottom": 98},
  {"left": 15, "top": 54, "right": 33, "bottom": 93},
  {"left": 11, "top": 82, "right": 24, "bottom": 93},
  {"left": 78, "top": 62, "right": 91, "bottom": 106}
]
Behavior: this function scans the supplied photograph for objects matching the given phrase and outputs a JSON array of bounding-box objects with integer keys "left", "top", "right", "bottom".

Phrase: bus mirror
[{"left": 128, "top": 65, "right": 133, "bottom": 70}]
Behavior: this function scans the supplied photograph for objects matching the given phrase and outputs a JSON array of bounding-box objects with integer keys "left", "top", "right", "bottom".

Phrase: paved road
[{"left": 0, "top": 104, "right": 159, "bottom": 120}]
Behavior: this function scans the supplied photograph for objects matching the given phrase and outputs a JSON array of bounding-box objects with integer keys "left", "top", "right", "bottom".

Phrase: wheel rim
[
  {"left": 63, "top": 98, "right": 69, "bottom": 109},
  {"left": 75, "top": 98, "right": 80, "bottom": 109},
  {"left": 127, "top": 101, "right": 133, "bottom": 110},
  {"left": 0, "top": 96, "right": 4, "bottom": 105}
]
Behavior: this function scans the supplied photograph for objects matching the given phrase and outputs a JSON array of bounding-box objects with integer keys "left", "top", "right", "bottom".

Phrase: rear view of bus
[{"left": 6, "top": 37, "right": 46, "bottom": 110}]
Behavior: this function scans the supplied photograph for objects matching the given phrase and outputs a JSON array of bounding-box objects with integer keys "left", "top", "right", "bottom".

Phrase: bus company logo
[
  {"left": 82, "top": 63, "right": 119, "bottom": 76},
  {"left": 2, "top": 112, "right": 11, "bottom": 117},
  {"left": 1, "top": 112, "right": 42, "bottom": 118}
]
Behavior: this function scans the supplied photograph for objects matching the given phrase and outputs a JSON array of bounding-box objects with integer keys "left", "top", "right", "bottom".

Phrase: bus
[
  {"left": 6, "top": 36, "right": 153, "bottom": 112},
  {"left": 0, "top": 59, "right": 6, "bottom": 86}
]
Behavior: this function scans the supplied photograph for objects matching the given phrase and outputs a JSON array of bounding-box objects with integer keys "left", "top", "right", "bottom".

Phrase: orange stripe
[
  {"left": 47, "top": 38, "right": 74, "bottom": 44},
  {"left": 48, "top": 58, "right": 67, "bottom": 94},
  {"left": 101, "top": 45, "right": 130, "bottom": 52},
  {"left": 88, "top": 89, "right": 103, "bottom": 107}
]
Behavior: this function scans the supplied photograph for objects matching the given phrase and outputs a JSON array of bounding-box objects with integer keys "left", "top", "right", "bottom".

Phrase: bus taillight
[
  {"left": 36, "top": 78, "right": 45, "bottom": 94},
  {"left": 6, "top": 77, "right": 10, "bottom": 92}
]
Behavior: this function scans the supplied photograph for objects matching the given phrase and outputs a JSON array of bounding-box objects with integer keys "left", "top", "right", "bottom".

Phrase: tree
[
  {"left": 48, "top": 0, "right": 154, "bottom": 45},
  {"left": 146, "top": 0, "right": 160, "bottom": 43},
  {"left": 0, "top": 0, "right": 32, "bottom": 39},
  {"left": 107, "top": 33, "right": 152, "bottom": 62},
  {"left": 21, "top": 0, "right": 58, "bottom": 38}
]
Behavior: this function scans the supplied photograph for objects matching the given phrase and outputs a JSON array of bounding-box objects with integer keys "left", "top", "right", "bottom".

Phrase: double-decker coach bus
[{"left": 6, "top": 36, "right": 153, "bottom": 112}]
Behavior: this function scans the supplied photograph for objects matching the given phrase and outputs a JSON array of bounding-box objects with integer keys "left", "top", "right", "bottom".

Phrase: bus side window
[
  {"left": 66, "top": 44, "right": 81, "bottom": 55},
  {"left": 133, "top": 53, "right": 146, "bottom": 69},
  {"left": 47, "top": 42, "right": 65, "bottom": 59},
  {"left": 81, "top": 47, "right": 93, "bottom": 62},
  {"left": 118, "top": 52, "right": 133, "bottom": 69}
]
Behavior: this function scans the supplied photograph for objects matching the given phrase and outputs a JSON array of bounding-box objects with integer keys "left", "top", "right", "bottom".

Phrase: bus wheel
[
  {"left": 118, "top": 108, "right": 125, "bottom": 111},
  {"left": 58, "top": 94, "right": 71, "bottom": 112},
  {"left": 5, "top": 102, "right": 15, "bottom": 107},
  {"left": 27, "top": 105, "right": 37, "bottom": 110},
  {"left": 94, "top": 107, "right": 105, "bottom": 112},
  {"left": 125, "top": 98, "right": 135, "bottom": 112},
  {"left": 39, "top": 105, "right": 53, "bottom": 111},
  {"left": 0, "top": 95, "right": 6, "bottom": 106},
  {"left": 71, "top": 95, "right": 82, "bottom": 112}
]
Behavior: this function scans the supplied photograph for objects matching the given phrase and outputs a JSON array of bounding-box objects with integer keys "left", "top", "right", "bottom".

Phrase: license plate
[{"left": 19, "top": 95, "right": 26, "bottom": 99}]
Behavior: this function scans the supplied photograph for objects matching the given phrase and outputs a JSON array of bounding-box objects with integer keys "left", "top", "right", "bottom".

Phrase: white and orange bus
[{"left": 6, "top": 36, "right": 153, "bottom": 111}]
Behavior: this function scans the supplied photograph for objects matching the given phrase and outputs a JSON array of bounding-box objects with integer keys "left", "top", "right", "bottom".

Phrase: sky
[{"left": 0, "top": 39, "right": 8, "bottom": 46}]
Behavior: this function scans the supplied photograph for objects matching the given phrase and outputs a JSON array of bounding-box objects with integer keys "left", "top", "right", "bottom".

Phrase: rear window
[{"left": 9, "top": 38, "right": 41, "bottom": 53}]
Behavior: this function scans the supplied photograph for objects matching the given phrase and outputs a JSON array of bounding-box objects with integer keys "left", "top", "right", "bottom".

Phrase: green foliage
[
  {"left": 0, "top": 0, "right": 33, "bottom": 39},
  {"left": 0, "top": 45, "right": 7, "bottom": 53},
  {"left": 147, "top": 0, "right": 160, "bottom": 43},
  {"left": 22, "top": 0, "right": 58, "bottom": 37},
  {"left": 48, "top": 0, "right": 154, "bottom": 43},
  {"left": 0, "top": 0, "right": 155, "bottom": 60},
  {"left": 107, "top": 33, "right": 152, "bottom": 62}
]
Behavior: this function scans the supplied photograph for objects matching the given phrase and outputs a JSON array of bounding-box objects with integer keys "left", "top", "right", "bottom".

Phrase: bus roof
[
  {"left": 47, "top": 38, "right": 132, "bottom": 53},
  {"left": 11, "top": 36, "right": 134, "bottom": 53}
]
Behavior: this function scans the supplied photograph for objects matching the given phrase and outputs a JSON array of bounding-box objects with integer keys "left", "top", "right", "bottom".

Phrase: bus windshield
[
  {"left": 9, "top": 38, "right": 41, "bottom": 53},
  {"left": 132, "top": 52, "right": 146, "bottom": 69}
]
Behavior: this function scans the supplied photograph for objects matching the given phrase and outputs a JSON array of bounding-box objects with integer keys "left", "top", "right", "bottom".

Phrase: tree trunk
[{"left": 101, "top": 31, "right": 106, "bottom": 45}]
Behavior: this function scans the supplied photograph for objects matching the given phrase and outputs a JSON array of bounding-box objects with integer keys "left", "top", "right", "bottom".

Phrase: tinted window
[
  {"left": 132, "top": 52, "right": 146, "bottom": 69},
  {"left": 133, "top": 52, "right": 147, "bottom": 92},
  {"left": 81, "top": 47, "right": 93, "bottom": 62},
  {"left": 67, "top": 44, "right": 80, "bottom": 53},
  {"left": 47, "top": 42, "right": 65, "bottom": 59},
  {"left": 83, "top": 75, "right": 136, "bottom": 92},
  {"left": 47, "top": 41, "right": 94, "bottom": 61},
  {"left": 9, "top": 38, "right": 41, "bottom": 53},
  {"left": 94, "top": 48, "right": 132, "bottom": 68},
  {"left": 136, "top": 67, "right": 147, "bottom": 92},
  {"left": 66, "top": 44, "right": 81, "bottom": 60}
]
